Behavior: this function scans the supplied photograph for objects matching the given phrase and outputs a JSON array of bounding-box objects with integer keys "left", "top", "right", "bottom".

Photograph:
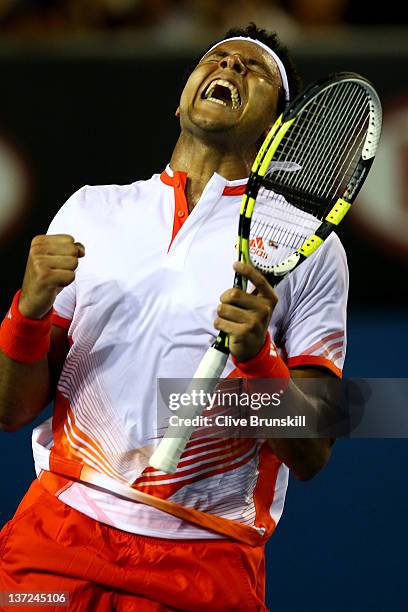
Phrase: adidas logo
[
  {"left": 249, "top": 236, "right": 269, "bottom": 259},
  {"left": 235, "top": 237, "right": 278, "bottom": 256}
]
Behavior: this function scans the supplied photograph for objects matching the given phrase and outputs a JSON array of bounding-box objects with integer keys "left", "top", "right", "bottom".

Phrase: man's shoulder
[
  {"left": 315, "top": 231, "right": 347, "bottom": 267},
  {"left": 77, "top": 173, "right": 162, "bottom": 204},
  {"left": 48, "top": 172, "right": 166, "bottom": 236},
  {"left": 299, "top": 231, "right": 347, "bottom": 275},
  {"left": 281, "top": 231, "right": 349, "bottom": 303},
  {"left": 59, "top": 173, "right": 163, "bottom": 221}
]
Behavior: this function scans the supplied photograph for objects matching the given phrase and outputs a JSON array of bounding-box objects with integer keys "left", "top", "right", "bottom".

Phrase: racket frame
[{"left": 238, "top": 72, "right": 381, "bottom": 283}]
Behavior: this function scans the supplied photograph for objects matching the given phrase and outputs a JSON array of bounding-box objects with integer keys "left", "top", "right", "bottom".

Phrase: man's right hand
[{"left": 19, "top": 234, "right": 85, "bottom": 319}]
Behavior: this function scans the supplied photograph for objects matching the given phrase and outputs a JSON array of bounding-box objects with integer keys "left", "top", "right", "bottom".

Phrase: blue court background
[{"left": 1, "top": 311, "right": 407, "bottom": 612}]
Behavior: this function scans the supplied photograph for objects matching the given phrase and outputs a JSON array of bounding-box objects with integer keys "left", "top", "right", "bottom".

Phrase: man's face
[{"left": 178, "top": 40, "right": 282, "bottom": 148}]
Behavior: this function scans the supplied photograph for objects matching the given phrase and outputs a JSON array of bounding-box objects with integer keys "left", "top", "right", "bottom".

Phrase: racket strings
[
  {"left": 312, "top": 88, "right": 369, "bottom": 198},
  {"left": 297, "top": 84, "right": 363, "bottom": 196},
  {"left": 322, "top": 107, "right": 369, "bottom": 199},
  {"left": 266, "top": 82, "right": 372, "bottom": 212},
  {"left": 271, "top": 85, "right": 341, "bottom": 187},
  {"left": 262, "top": 91, "right": 347, "bottom": 215},
  {"left": 249, "top": 191, "right": 320, "bottom": 267},
  {"left": 248, "top": 84, "right": 369, "bottom": 268},
  {"left": 290, "top": 83, "right": 358, "bottom": 184},
  {"left": 251, "top": 215, "right": 304, "bottom": 251},
  {"left": 279, "top": 91, "right": 335, "bottom": 182}
]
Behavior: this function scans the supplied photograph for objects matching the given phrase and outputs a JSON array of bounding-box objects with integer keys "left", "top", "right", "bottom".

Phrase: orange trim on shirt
[
  {"left": 38, "top": 465, "right": 268, "bottom": 546},
  {"left": 50, "top": 392, "right": 79, "bottom": 476},
  {"left": 135, "top": 450, "right": 258, "bottom": 500},
  {"left": 160, "top": 168, "right": 247, "bottom": 197},
  {"left": 223, "top": 184, "right": 247, "bottom": 196},
  {"left": 38, "top": 470, "right": 75, "bottom": 497},
  {"left": 303, "top": 330, "right": 344, "bottom": 355},
  {"left": 252, "top": 442, "right": 281, "bottom": 534},
  {"left": 160, "top": 168, "right": 247, "bottom": 251},
  {"left": 287, "top": 355, "right": 342, "bottom": 378},
  {"left": 50, "top": 391, "right": 122, "bottom": 481},
  {"left": 161, "top": 170, "right": 189, "bottom": 251},
  {"left": 134, "top": 440, "right": 257, "bottom": 499},
  {"left": 44, "top": 390, "right": 269, "bottom": 544},
  {"left": 171, "top": 171, "right": 189, "bottom": 246}
]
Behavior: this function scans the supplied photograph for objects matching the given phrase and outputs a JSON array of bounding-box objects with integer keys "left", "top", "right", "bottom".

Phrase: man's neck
[{"left": 169, "top": 133, "right": 255, "bottom": 211}]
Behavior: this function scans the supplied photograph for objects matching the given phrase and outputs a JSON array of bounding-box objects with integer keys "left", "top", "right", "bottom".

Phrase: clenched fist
[{"left": 19, "top": 234, "right": 85, "bottom": 319}]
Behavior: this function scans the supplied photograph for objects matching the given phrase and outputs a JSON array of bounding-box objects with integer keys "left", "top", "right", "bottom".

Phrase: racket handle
[
  {"left": 149, "top": 347, "right": 229, "bottom": 473},
  {"left": 233, "top": 270, "right": 247, "bottom": 291}
]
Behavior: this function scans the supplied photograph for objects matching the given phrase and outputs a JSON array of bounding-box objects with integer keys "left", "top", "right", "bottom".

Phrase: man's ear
[{"left": 175, "top": 107, "right": 180, "bottom": 118}]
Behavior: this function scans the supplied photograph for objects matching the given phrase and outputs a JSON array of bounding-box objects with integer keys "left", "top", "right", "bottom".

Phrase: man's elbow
[
  {"left": 293, "top": 463, "right": 324, "bottom": 481},
  {"left": 292, "top": 443, "right": 333, "bottom": 481},
  {"left": 0, "top": 419, "right": 21, "bottom": 433},
  {"left": 0, "top": 407, "right": 43, "bottom": 432}
]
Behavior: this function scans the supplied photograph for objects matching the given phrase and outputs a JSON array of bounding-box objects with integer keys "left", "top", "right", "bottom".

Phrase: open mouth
[{"left": 202, "top": 79, "right": 241, "bottom": 110}]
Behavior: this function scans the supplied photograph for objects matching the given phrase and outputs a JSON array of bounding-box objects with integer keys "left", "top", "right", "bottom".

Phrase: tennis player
[{"left": 0, "top": 24, "right": 348, "bottom": 611}]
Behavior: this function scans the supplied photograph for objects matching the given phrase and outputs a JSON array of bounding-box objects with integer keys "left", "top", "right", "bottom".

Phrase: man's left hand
[{"left": 214, "top": 261, "right": 278, "bottom": 362}]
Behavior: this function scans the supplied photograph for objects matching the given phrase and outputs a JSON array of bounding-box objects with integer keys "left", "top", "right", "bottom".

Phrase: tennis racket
[{"left": 150, "top": 71, "right": 382, "bottom": 473}]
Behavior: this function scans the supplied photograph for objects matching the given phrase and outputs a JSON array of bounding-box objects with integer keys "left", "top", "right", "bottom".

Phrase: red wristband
[
  {"left": 0, "top": 290, "right": 53, "bottom": 363},
  {"left": 232, "top": 332, "right": 290, "bottom": 380}
]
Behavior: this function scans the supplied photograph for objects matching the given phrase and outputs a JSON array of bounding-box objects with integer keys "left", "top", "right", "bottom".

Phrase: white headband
[{"left": 201, "top": 36, "right": 290, "bottom": 102}]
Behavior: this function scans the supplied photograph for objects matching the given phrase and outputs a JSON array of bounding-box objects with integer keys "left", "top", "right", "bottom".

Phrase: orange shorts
[{"left": 0, "top": 479, "right": 267, "bottom": 611}]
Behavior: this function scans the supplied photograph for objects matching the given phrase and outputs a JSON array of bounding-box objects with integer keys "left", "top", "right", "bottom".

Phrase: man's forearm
[
  {"left": 0, "top": 351, "right": 51, "bottom": 431},
  {"left": 267, "top": 369, "right": 338, "bottom": 480},
  {"left": 0, "top": 234, "right": 83, "bottom": 432},
  {"left": 268, "top": 436, "right": 333, "bottom": 481}
]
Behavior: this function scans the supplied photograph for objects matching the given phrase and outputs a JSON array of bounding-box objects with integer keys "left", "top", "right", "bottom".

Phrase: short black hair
[{"left": 217, "top": 23, "right": 302, "bottom": 115}]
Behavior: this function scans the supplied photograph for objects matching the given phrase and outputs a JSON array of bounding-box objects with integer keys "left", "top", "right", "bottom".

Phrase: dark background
[{"left": 0, "top": 37, "right": 407, "bottom": 612}]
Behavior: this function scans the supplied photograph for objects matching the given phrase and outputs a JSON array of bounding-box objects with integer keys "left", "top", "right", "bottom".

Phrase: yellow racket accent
[
  {"left": 236, "top": 235, "right": 241, "bottom": 256},
  {"left": 299, "top": 234, "right": 324, "bottom": 257},
  {"left": 240, "top": 193, "right": 249, "bottom": 215},
  {"left": 325, "top": 198, "right": 351, "bottom": 225},
  {"left": 239, "top": 237, "right": 249, "bottom": 263},
  {"left": 244, "top": 197, "right": 256, "bottom": 219},
  {"left": 215, "top": 334, "right": 229, "bottom": 350},
  {"left": 252, "top": 114, "right": 283, "bottom": 172},
  {"left": 258, "top": 118, "right": 296, "bottom": 176},
  {"left": 243, "top": 117, "right": 295, "bottom": 219}
]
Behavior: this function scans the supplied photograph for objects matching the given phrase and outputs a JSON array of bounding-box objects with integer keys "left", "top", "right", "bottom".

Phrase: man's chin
[{"left": 190, "top": 114, "right": 237, "bottom": 136}]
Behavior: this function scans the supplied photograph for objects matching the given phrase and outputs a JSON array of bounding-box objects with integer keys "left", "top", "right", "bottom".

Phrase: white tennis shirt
[{"left": 32, "top": 166, "right": 348, "bottom": 540}]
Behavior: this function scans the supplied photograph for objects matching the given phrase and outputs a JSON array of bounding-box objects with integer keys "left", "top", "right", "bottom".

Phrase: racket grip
[{"left": 149, "top": 347, "right": 229, "bottom": 473}]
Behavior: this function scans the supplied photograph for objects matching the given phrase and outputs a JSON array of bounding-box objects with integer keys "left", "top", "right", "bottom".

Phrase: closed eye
[
  {"left": 247, "top": 59, "right": 263, "bottom": 68},
  {"left": 247, "top": 59, "right": 275, "bottom": 79},
  {"left": 203, "top": 52, "right": 274, "bottom": 81},
  {"left": 204, "top": 51, "right": 227, "bottom": 62}
]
